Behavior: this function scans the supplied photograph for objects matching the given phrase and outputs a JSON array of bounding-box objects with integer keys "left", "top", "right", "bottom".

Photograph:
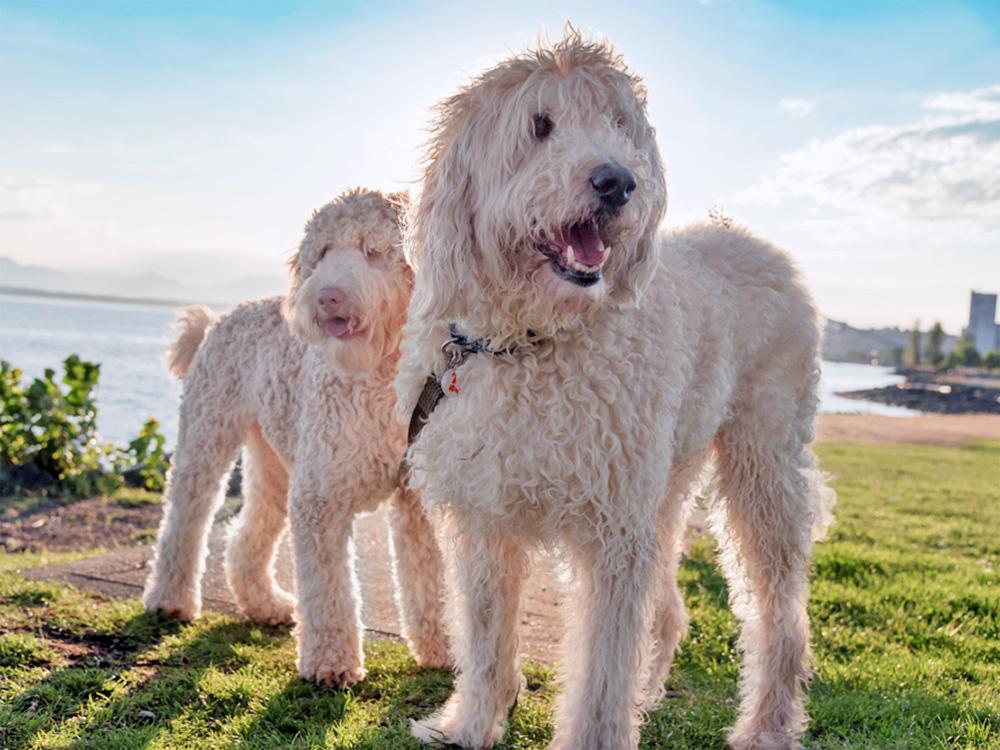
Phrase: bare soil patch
[
  {"left": 0, "top": 496, "right": 162, "bottom": 553},
  {"left": 815, "top": 412, "right": 1000, "bottom": 447}
]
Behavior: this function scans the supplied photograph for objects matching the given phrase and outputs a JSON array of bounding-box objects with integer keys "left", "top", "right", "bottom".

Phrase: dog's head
[
  {"left": 284, "top": 188, "right": 412, "bottom": 375},
  {"left": 408, "top": 28, "right": 666, "bottom": 342}
]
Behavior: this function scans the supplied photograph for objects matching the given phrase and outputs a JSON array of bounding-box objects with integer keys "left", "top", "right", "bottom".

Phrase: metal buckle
[{"left": 441, "top": 333, "right": 466, "bottom": 368}]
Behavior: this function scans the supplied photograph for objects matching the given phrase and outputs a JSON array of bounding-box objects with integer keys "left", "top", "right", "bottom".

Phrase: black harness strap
[{"left": 406, "top": 375, "right": 446, "bottom": 446}]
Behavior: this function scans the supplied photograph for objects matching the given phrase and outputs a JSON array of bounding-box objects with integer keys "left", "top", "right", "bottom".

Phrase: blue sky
[{"left": 1, "top": 0, "right": 998, "bottom": 330}]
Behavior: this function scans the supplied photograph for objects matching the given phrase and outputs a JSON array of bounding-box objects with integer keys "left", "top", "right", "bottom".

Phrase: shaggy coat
[
  {"left": 143, "top": 189, "right": 450, "bottom": 685},
  {"left": 397, "top": 33, "right": 834, "bottom": 750}
]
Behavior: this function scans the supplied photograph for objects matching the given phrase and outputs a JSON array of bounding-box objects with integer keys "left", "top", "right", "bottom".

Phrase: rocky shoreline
[{"left": 838, "top": 369, "right": 1000, "bottom": 414}]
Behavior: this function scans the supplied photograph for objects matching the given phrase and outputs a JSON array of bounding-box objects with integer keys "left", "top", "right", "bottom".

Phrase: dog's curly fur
[
  {"left": 143, "top": 188, "right": 451, "bottom": 685},
  {"left": 398, "top": 30, "right": 834, "bottom": 750}
]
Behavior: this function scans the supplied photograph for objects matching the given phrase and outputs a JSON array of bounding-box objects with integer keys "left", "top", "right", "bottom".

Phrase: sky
[{"left": 1, "top": 0, "right": 998, "bottom": 331}]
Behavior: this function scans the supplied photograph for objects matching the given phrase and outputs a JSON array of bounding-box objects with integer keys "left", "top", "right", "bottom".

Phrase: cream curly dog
[
  {"left": 143, "top": 188, "right": 450, "bottom": 685},
  {"left": 397, "top": 32, "right": 835, "bottom": 750}
]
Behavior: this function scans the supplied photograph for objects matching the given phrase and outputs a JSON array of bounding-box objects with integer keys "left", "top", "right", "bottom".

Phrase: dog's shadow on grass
[
  {"left": 76, "top": 615, "right": 276, "bottom": 749},
  {"left": 232, "top": 643, "right": 455, "bottom": 749},
  {"left": 679, "top": 551, "right": 730, "bottom": 609},
  {"left": 2, "top": 609, "right": 300, "bottom": 749},
  {"left": 3, "top": 601, "right": 456, "bottom": 750},
  {"left": 1, "top": 608, "right": 184, "bottom": 750}
]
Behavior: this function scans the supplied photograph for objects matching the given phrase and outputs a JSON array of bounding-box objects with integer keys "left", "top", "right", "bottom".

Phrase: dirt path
[{"left": 815, "top": 413, "right": 1000, "bottom": 446}]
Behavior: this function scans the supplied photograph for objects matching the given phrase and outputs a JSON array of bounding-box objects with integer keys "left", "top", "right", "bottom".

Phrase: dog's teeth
[{"left": 566, "top": 245, "right": 576, "bottom": 266}]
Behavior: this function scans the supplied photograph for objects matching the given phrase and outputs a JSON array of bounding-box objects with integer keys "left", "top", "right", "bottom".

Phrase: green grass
[{"left": 1, "top": 441, "right": 997, "bottom": 749}]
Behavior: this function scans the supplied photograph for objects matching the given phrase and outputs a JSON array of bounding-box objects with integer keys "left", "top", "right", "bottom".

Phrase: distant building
[{"left": 969, "top": 291, "right": 1000, "bottom": 354}]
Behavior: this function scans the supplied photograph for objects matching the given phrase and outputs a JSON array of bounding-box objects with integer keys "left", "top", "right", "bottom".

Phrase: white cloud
[
  {"left": 0, "top": 208, "right": 42, "bottom": 222},
  {"left": 923, "top": 84, "right": 1000, "bottom": 118},
  {"left": 778, "top": 98, "right": 814, "bottom": 118},
  {"left": 0, "top": 177, "right": 102, "bottom": 196},
  {"left": 738, "top": 85, "right": 1000, "bottom": 227},
  {"left": 43, "top": 143, "right": 76, "bottom": 155},
  {"left": 731, "top": 84, "right": 1000, "bottom": 329}
]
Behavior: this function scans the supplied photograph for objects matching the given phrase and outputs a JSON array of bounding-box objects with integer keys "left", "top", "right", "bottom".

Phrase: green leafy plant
[
  {"left": 0, "top": 356, "right": 168, "bottom": 498},
  {"left": 126, "top": 417, "right": 169, "bottom": 491}
]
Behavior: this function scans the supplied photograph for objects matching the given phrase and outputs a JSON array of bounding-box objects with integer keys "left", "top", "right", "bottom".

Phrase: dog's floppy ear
[
  {"left": 407, "top": 94, "right": 487, "bottom": 324},
  {"left": 281, "top": 251, "right": 302, "bottom": 320},
  {"left": 282, "top": 207, "right": 322, "bottom": 329},
  {"left": 386, "top": 190, "right": 410, "bottom": 225},
  {"left": 281, "top": 251, "right": 302, "bottom": 322}
]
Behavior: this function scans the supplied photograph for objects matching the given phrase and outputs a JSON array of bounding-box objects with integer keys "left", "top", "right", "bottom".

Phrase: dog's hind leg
[
  {"left": 143, "top": 403, "right": 245, "bottom": 621},
  {"left": 410, "top": 520, "right": 527, "bottom": 749},
  {"left": 389, "top": 486, "right": 451, "bottom": 668},
  {"left": 643, "top": 453, "right": 708, "bottom": 710},
  {"left": 225, "top": 425, "right": 295, "bottom": 625},
  {"left": 710, "top": 421, "right": 824, "bottom": 750}
]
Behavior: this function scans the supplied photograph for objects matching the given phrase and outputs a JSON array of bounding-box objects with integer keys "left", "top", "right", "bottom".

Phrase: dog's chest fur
[
  {"left": 243, "top": 306, "right": 405, "bottom": 511},
  {"left": 409, "top": 314, "right": 696, "bottom": 536}
]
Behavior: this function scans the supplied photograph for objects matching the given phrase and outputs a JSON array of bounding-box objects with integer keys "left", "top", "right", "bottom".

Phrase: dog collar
[
  {"left": 442, "top": 323, "right": 526, "bottom": 359},
  {"left": 404, "top": 324, "right": 537, "bottom": 449}
]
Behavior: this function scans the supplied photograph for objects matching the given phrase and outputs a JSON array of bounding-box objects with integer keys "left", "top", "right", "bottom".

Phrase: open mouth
[
  {"left": 536, "top": 219, "right": 608, "bottom": 287},
  {"left": 323, "top": 316, "right": 364, "bottom": 339}
]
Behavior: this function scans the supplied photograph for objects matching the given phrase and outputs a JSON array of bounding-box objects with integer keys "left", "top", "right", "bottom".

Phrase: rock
[
  {"left": 0, "top": 463, "right": 57, "bottom": 495},
  {"left": 838, "top": 382, "right": 1000, "bottom": 414}
]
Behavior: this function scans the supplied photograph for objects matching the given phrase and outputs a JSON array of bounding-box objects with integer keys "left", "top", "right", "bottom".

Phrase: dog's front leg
[
  {"left": 411, "top": 517, "right": 527, "bottom": 749},
  {"left": 288, "top": 468, "right": 365, "bottom": 687},
  {"left": 389, "top": 486, "right": 452, "bottom": 669},
  {"left": 553, "top": 527, "right": 659, "bottom": 750}
]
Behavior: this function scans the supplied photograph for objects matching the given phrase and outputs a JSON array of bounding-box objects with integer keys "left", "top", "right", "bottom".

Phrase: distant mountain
[
  {"left": 0, "top": 256, "right": 186, "bottom": 300},
  {"left": 823, "top": 319, "right": 958, "bottom": 363},
  {"left": 0, "top": 256, "right": 283, "bottom": 306}
]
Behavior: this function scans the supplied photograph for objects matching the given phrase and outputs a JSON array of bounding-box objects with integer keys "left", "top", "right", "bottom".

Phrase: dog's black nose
[{"left": 590, "top": 163, "right": 637, "bottom": 208}]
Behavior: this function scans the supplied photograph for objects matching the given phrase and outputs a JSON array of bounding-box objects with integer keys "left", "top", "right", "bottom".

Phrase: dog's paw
[
  {"left": 298, "top": 638, "right": 366, "bottom": 688},
  {"left": 413, "top": 641, "right": 454, "bottom": 671},
  {"left": 728, "top": 728, "right": 802, "bottom": 750},
  {"left": 410, "top": 715, "right": 447, "bottom": 746},
  {"left": 299, "top": 655, "right": 366, "bottom": 688},
  {"left": 240, "top": 590, "right": 296, "bottom": 626},
  {"left": 143, "top": 592, "right": 200, "bottom": 622},
  {"left": 642, "top": 679, "right": 667, "bottom": 712},
  {"left": 410, "top": 710, "right": 505, "bottom": 749}
]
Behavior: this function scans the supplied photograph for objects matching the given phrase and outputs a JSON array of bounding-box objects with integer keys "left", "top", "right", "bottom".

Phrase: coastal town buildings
[{"left": 969, "top": 291, "right": 1000, "bottom": 354}]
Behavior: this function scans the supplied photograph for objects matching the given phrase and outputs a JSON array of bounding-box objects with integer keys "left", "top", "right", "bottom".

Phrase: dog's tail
[{"left": 165, "top": 305, "right": 216, "bottom": 379}]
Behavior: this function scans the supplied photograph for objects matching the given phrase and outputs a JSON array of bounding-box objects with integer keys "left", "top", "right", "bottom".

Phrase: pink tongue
[
  {"left": 565, "top": 223, "right": 605, "bottom": 266},
  {"left": 324, "top": 317, "right": 350, "bottom": 337}
]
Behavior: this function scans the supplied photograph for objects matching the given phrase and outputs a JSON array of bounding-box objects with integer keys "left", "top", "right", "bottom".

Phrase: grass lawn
[{"left": 1, "top": 441, "right": 997, "bottom": 749}]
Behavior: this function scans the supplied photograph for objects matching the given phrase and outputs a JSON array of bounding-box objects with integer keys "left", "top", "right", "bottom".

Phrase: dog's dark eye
[{"left": 533, "top": 114, "right": 553, "bottom": 141}]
